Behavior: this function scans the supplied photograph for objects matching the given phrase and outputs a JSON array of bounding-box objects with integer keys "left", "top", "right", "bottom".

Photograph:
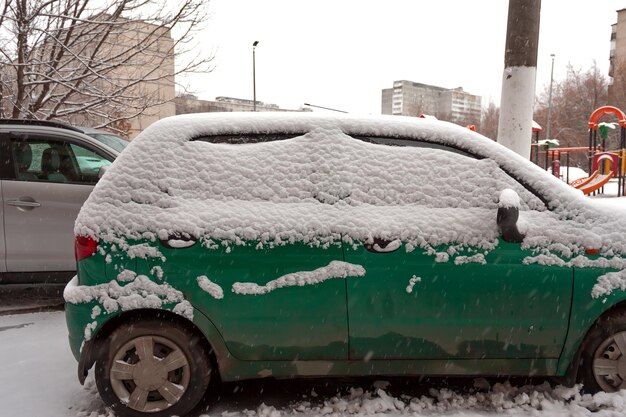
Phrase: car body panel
[
  {"left": 0, "top": 181, "right": 6, "bottom": 272},
  {"left": 3, "top": 180, "right": 94, "bottom": 271},
  {"left": 345, "top": 240, "right": 573, "bottom": 361},
  {"left": 65, "top": 275, "right": 560, "bottom": 382},
  {"left": 135, "top": 241, "right": 350, "bottom": 361},
  {"left": 556, "top": 266, "right": 625, "bottom": 375}
]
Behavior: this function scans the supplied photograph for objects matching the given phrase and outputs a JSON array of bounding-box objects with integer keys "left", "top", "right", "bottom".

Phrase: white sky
[{"left": 179, "top": 0, "right": 626, "bottom": 114}]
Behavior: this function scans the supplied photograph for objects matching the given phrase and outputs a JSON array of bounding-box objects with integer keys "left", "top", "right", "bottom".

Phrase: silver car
[
  {"left": 77, "top": 126, "right": 130, "bottom": 153},
  {"left": 0, "top": 119, "right": 120, "bottom": 285}
]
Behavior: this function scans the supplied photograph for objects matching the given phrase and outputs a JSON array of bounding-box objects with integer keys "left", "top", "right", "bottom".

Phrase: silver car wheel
[
  {"left": 593, "top": 330, "right": 626, "bottom": 392},
  {"left": 109, "top": 335, "right": 190, "bottom": 413}
]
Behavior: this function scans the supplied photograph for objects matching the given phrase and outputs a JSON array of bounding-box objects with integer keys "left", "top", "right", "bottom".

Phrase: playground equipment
[
  {"left": 569, "top": 170, "right": 599, "bottom": 188},
  {"left": 546, "top": 148, "right": 616, "bottom": 195},
  {"left": 533, "top": 106, "right": 626, "bottom": 196},
  {"left": 576, "top": 170, "right": 614, "bottom": 195},
  {"left": 530, "top": 121, "right": 542, "bottom": 165},
  {"left": 584, "top": 106, "right": 626, "bottom": 196},
  {"left": 546, "top": 146, "right": 598, "bottom": 186}
]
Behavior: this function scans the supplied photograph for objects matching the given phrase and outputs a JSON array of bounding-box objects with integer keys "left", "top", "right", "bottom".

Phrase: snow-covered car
[
  {"left": 0, "top": 119, "right": 119, "bottom": 285},
  {"left": 65, "top": 113, "right": 626, "bottom": 417}
]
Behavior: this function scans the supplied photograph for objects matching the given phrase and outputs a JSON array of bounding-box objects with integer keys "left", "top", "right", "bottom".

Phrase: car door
[
  {"left": 136, "top": 241, "right": 352, "bottom": 361},
  {"left": 345, "top": 238, "right": 572, "bottom": 360},
  {"left": 344, "top": 141, "right": 573, "bottom": 362},
  {"left": 1, "top": 132, "right": 113, "bottom": 282}
]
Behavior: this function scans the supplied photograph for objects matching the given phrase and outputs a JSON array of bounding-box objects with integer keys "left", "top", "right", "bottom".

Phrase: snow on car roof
[
  {"left": 75, "top": 112, "right": 626, "bottom": 266},
  {"left": 116, "top": 112, "right": 583, "bottom": 202}
]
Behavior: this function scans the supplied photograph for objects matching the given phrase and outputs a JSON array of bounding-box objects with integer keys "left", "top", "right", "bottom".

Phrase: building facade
[
  {"left": 609, "top": 9, "right": 626, "bottom": 107},
  {"left": 175, "top": 95, "right": 311, "bottom": 114},
  {"left": 74, "top": 19, "right": 176, "bottom": 138},
  {"left": 0, "top": 15, "right": 176, "bottom": 139},
  {"left": 381, "top": 80, "right": 482, "bottom": 126}
]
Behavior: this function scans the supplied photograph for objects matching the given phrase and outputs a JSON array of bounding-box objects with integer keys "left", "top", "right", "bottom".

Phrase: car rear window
[
  {"left": 192, "top": 133, "right": 473, "bottom": 158},
  {"left": 192, "top": 133, "right": 302, "bottom": 144}
]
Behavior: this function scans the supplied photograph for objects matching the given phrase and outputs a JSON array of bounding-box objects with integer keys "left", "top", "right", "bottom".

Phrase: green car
[{"left": 65, "top": 113, "right": 626, "bottom": 417}]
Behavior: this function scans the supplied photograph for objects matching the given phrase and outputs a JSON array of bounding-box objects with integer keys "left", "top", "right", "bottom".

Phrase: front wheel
[
  {"left": 579, "top": 313, "right": 626, "bottom": 392},
  {"left": 95, "top": 318, "right": 211, "bottom": 417}
]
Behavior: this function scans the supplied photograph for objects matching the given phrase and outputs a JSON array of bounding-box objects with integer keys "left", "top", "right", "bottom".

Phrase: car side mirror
[
  {"left": 497, "top": 189, "right": 525, "bottom": 243},
  {"left": 98, "top": 165, "right": 109, "bottom": 179}
]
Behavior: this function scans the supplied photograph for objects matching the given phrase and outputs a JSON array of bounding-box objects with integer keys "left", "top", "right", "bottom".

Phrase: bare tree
[
  {"left": 609, "top": 59, "right": 626, "bottom": 112},
  {"left": 480, "top": 100, "right": 499, "bottom": 140},
  {"left": 0, "top": 0, "right": 213, "bottom": 136},
  {"left": 534, "top": 61, "right": 609, "bottom": 168}
]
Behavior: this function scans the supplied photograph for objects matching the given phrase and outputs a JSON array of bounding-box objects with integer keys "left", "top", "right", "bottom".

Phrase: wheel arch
[
  {"left": 79, "top": 307, "right": 231, "bottom": 384},
  {"left": 561, "top": 299, "right": 626, "bottom": 386}
]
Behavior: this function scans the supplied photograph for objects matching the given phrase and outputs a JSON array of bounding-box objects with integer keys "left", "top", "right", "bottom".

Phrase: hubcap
[
  {"left": 593, "top": 330, "right": 626, "bottom": 391},
  {"left": 109, "top": 335, "right": 190, "bottom": 412}
]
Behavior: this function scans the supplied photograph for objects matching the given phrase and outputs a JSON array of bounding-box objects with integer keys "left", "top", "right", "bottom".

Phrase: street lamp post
[
  {"left": 252, "top": 41, "right": 259, "bottom": 112},
  {"left": 547, "top": 53, "right": 555, "bottom": 139}
]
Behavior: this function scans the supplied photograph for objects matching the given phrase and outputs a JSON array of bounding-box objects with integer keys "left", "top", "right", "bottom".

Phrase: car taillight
[{"left": 75, "top": 235, "right": 98, "bottom": 261}]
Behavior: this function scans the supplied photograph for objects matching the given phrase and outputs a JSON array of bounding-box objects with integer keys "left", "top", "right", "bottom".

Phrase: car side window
[
  {"left": 490, "top": 166, "right": 546, "bottom": 211},
  {"left": 353, "top": 136, "right": 546, "bottom": 211},
  {"left": 11, "top": 138, "right": 111, "bottom": 185},
  {"left": 69, "top": 144, "right": 112, "bottom": 180}
]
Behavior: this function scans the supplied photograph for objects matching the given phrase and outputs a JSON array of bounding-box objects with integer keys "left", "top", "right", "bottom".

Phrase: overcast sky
[{"left": 180, "top": 0, "right": 625, "bottom": 114}]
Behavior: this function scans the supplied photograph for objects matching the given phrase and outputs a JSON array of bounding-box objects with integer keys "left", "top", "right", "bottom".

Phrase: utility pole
[{"left": 497, "top": 0, "right": 542, "bottom": 159}]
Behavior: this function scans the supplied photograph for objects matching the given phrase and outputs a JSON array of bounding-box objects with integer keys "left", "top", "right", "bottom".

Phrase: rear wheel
[
  {"left": 95, "top": 318, "right": 211, "bottom": 417},
  {"left": 580, "top": 313, "right": 626, "bottom": 392}
]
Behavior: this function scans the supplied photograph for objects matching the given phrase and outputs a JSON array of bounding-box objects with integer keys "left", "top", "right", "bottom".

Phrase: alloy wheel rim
[
  {"left": 109, "top": 335, "right": 190, "bottom": 412},
  {"left": 593, "top": 330, "right": 626, "bottom": 392}
]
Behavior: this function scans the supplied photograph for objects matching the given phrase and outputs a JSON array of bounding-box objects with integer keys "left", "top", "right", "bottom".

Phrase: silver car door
[
  {"left": 0, "top": 179, "right": 6, "bottom": 276},
  {"left": 2, "top": 136, "right": 112, "bottom": 278}
]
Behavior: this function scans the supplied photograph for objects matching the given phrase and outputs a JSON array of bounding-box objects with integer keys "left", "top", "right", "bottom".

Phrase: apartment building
[
  {"left": 609, "top": 8, "right": 626, "bottom": 107},
  {"left": 4, "top": 16, "right": 177, "bottom": 139},
  {"left": 381, "top": 80, "right": 482, "bottom": 126},
  {"left": 68, "top": 18, "right": 176, "bottom": 138}
]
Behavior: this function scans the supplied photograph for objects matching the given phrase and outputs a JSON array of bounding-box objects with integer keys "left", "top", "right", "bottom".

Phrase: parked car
[
  {"left": 76, "top": 126, "right": 130, "bottom": 153},
  {"left": 0, "top": 119, "right": 120, "bottom": 285},
  {"left": 65, "top": 113, "right": 626, "bottom": 417}
]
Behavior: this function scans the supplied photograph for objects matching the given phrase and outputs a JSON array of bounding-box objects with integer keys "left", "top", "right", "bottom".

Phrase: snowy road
[{"left": 3, "top": 311, "right": 626, "bottom": 417}]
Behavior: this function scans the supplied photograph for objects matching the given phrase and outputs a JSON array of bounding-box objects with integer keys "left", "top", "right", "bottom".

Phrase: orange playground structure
[
  {"left": 533, "top": 106, "right": 626, "bottom": 196},
  {"left": 581, "top": 106, "right": 626, "bottom": 196}
]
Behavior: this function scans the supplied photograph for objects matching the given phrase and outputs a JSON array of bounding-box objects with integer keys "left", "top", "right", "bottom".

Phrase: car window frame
[
  {"left": 1, "top": 130, "right": 116, "bottom": 185},
  {"left": 353, "top": 135, "right": 550, "bottom": 210},
  {"left": 190, "top": 131, "right": 551, "bottom": 210}
]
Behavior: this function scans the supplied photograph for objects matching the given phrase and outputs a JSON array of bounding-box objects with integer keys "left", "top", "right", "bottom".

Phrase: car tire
[
  {"left": 579, "top": 311, "right": 626, "bottom": 393},
  {"left": 95, "top": 318, "right": 212, "bottom": 417}
]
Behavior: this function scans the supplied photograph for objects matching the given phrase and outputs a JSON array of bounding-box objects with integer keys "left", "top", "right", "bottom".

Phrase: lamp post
[
  {"left": 547, "top": 53, "right": 555, "bottom": 139},
  {"left": 252, "top": 41, "right": 259, "bottom": 112}
]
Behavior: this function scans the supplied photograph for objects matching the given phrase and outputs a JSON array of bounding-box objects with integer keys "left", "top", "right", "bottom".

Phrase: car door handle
[
  {"left": 160, "top": 235, "right": 197, "bottom": 249},
  {"left": 364, "top": 238, "right": 401, "bottom": 253},
  {"left": 7, "top": 198, "right": 41, "bottom": 209}
]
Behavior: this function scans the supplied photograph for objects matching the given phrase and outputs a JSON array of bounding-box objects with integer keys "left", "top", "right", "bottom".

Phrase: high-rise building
[
  {"left": 609, "top": 9, "right": 626, "bottom": 107},
  {"left": 381, "top": 80, "right": 482, "bottom": 126}
]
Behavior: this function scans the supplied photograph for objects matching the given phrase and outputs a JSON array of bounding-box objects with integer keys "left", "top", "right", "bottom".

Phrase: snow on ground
[
  {"left": 547, "top": 166, "right": 589, "bottom": 182},
  {"left": 589, "top": 179, "right": 626, "bottom": 206},
  {"left": 0, "top": 311, "right": 108, "bottom": 417},
  {"left": 3, "top": 311, "right": 626, "bottom": 417}
]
